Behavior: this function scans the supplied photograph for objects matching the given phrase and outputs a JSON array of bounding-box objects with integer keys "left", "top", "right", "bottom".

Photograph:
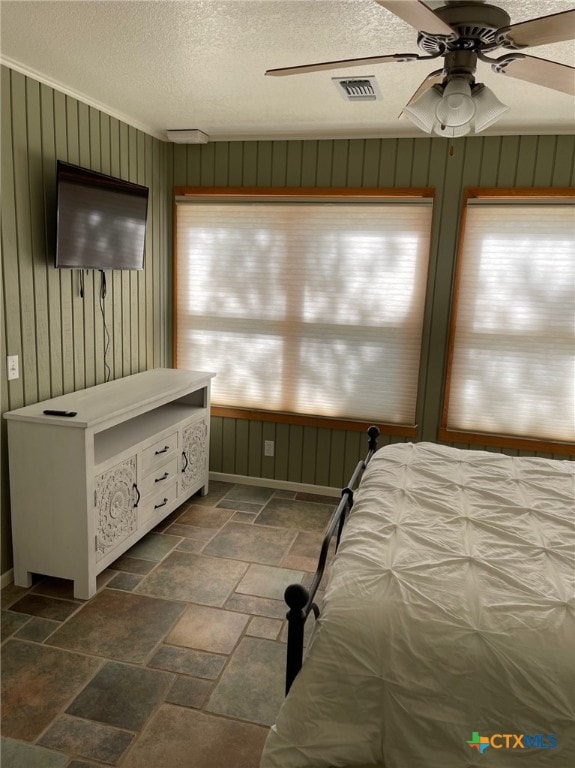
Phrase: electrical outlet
[
  {"left": 7, "top": 355, "right": 19, "bottom": 381},
  {"left": 264, "top": 440, "right": 275, "bottom": 457}
]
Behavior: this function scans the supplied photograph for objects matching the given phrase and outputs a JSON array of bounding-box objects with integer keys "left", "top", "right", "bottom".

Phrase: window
[
  {"left": 175, "top": 188, "right": 434, "bottom": 429},
  {"left": 442, "top": 188, "right": 575, "bottom": 448}
]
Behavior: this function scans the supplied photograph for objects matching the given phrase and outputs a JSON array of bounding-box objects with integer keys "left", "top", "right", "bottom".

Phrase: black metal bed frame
[{"left": 283, "top": 425, "right": 381, "bottom": 694}]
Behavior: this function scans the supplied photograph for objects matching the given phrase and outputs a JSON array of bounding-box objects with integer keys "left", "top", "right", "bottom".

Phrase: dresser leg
[{"left": 13, "top": 565, "right": 33, "bottom": 589}]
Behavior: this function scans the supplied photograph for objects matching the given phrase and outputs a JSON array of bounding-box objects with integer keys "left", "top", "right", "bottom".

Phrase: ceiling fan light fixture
[
  {"left": 402, "top": 84, "right": 443, "bottom": 133},
  {"left": 433, "top": 122, "right": 472, "bottom": 138},
  {"left": 434, "top": 77, "right": 476, "bottom": 128},
  {"left": 472, "top": 84, "right": 510, "bottom": 133}
]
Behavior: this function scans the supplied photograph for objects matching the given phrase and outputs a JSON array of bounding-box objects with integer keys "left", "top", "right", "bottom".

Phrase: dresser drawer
[
  {"left": 141, "top": 432, "right": 178, "bottom": 473},
  {"left": 140, "top": 480, "right": 178, "bottom": 526},
  {"left": 140, "top": 457, "right": 179, "bottom": 498}
]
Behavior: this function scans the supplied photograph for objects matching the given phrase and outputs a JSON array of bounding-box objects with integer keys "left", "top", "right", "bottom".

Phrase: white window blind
[
  {"left": 175, "top": 198, "right": 433, "bottom": 424},
  {"left": 446, "top": 202, "right": 575, "bottom": 442}
]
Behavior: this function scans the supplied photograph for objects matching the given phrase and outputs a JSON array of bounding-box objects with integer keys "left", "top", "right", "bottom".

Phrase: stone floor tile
[
  {"left": 136, "top": 551, "right": 247, "bottom": 606},
  {"left": 216, "top": 499, "right": 265, "bottom": 514},
  {"left": 295, "top": 491, "right": 339, "bottom": 505},
  {"left": 165, "top": 675, "right": 213, "bottom": 709},
  {"left": 119, "top": 705, "right": 268, "bottom": 768},
  {"left": 8, "top": 593, "right": 80, "bottom": 622},
  {"left": 47, "top": 589, "right": 185, "bottom": 663},
  {"left": 224, "top": 593, "right": 287, "bottom": 620},
  {"left": 148, "top": 644, "right": 226, "bottom": 680},
  {"left": 107, "top": 571, "right": 143, "bottom": 592},
  {"left": 1, "top": 610, "right": 29, "bottom": 641},
  {"left": 1, "top": 639, "right": 101, "bottom": 741},
  {"left": 107, "top": 554, "right": 157, "bottom": 575},
  {"left": 166, "top": 603, "right": 249, "bottom": 654},
  {"left": 38, "top": 714, "right": 134, "bottom": 764},
  {"left": 1, "top": 737, "right": 68, "bottom": 768},
  {"left": 186, "top": 481, "right": 233, "bottom": 507},
  {"left": 175, "top": 538, "right": 206, "bottom": 553},
  {"left": 0, "top": 583, "right": 31, "bottom": 609},
  {"left": 236, "top": 563, "right": 304, "bottom": 600},
  {"left": 123, "top": 532, "right": 182, "bottom": 562},
  {"left": 232, "top": 511, "right": 258, "bottom": 523},
  {"left": 226, "top": 485, "right": 276, "bottom": 504},
  {"left": 246, "top": 616, "right": 282, "bottom": 640},
  {"left": 255, "top": 497, "right": 333, "bottom": 532},
  {"left": 203, "top": 522, "right": 296, "bottom": 565},
  {"left": 206, "top": 636, "right": 285, "bottom": 726},
  {"left": 164, "top": 523, "right": 218, "bottom": 541},
  {"left": 176, "top": 504, "right": 234, "bottom": 528},
  {"left": 66, "top": 660, "right": 172, "bottom": 731},
  {"left": 14, "top": 617, "right": 60, "bottom": 642}
]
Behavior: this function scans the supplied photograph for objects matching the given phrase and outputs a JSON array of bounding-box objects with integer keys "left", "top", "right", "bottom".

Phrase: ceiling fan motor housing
[{"left": 418, "top": 2, "right": 512, "bottom": 55}]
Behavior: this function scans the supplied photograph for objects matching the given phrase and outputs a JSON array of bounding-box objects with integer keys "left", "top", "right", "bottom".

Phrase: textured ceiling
[{"left": 1, "top": 0, "right": 574, "bottom": 141}]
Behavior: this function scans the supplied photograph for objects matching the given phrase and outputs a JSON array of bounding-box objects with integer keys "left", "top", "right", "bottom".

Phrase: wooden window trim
[
  {"left": 175, "top": 185, "right": 434, "bottom": 429},
  {"left": 441, "top": 187, "right": 575, "bottom": 454},
  {"left": 174, "top": 186, "right": 435, "bottom": 200},
  {"left": 212, "top": 405, "right": 417, "bottom": 437},
  {"left": 439, "top": 428, "right": 575, "bottom": 457}
]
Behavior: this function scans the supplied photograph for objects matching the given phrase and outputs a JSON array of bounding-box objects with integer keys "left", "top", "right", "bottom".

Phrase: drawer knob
[
  {"left": 154, "top": 497, "right": 169, "bottom": 510},
  {"left": 155, "top": 472, "right": 169, "bottom": 483},
  {"left": 155, "top": 445, "right": 170, "bottom": 455}
]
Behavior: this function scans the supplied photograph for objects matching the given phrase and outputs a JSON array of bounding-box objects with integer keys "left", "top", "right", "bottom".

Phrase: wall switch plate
[
  {"left": 264, "top": 440, "right": 275, "bottom": 457},
  {"left": 7, "top": 355, "right": 19, "bottom": 380}
]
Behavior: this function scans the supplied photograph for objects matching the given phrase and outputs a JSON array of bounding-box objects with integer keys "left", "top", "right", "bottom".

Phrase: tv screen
[{"left": 55, "top": 161, "right": 149, "bottom": 270}]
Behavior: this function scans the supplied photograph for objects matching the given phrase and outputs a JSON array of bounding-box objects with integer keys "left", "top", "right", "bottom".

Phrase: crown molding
[{"left": 1, "top": 56, "right": 166, "bottom": 141}]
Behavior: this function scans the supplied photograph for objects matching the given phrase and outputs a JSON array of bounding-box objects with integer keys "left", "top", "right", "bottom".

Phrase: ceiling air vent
[{"left": 332, "top": 76, "right": 381, "bottom": 102}]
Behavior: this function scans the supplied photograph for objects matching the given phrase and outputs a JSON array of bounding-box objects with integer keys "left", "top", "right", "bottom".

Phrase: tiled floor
[{"left": 1, "top": 481, "right": 336, "bottom": 768}]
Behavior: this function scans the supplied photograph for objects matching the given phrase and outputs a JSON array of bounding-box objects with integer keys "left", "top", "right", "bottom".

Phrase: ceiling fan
[{"left": 265, "top": 0, "right": 575, "bottom": 136}]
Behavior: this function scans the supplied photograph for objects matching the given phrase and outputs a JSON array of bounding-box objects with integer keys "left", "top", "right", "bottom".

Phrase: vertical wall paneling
[
  {"left": 1, "top": 66, "right": 171, "bottom": 574},
  {"left": 552, "top": 136, "right": 575, "bottom": 186},
  {"left": 220, "top": 418, "right": 236, "bottom": 474},
  {"left": 300, "top": 141, "right": 318, "bottom": 187},
  {"left": 301, "top": 427, "right": 319, "bottom": 487},
  {"left": 176, "top": 133, "right": 573, "bottom": 494},
  {"left": 3, "top": 63, "right": 573, "bottom": 576},
  {"left": 274, "top": 423, "right": 291, "bottom": 481}
]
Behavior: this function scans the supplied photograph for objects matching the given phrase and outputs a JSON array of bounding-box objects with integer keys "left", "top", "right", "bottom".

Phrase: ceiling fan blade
[
  {"left": 399, "top": 68, "right": 443, "bottom": 118},
  {"left": 496, "top": 9, "right": 575, "bottom": 49},
  {"left": 375, "top": 0, "right": 455, "bottom": 37},
  {"left": 493, "top": 54, "right": 575, "bottom": 96},
  {"left": 265, "top": 53, "right": 418, "bottom": 77}
]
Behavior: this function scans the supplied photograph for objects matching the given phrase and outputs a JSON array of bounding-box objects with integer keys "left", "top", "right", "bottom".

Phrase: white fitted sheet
[{"left": 260, "top": 442, "right": 575, "bottom": 767}]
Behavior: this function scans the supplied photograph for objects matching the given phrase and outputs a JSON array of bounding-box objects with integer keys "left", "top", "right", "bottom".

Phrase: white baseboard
[
  {"left": 1, "top": 568, "right": 14, "bottom": 589},
  {"left": 209, "top": 471, "right": 340, "bottom": 498}
]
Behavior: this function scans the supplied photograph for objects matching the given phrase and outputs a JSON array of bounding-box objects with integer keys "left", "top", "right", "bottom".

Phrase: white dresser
[{"left": 4, "top": 368, "right": 215, "bottom": 598}]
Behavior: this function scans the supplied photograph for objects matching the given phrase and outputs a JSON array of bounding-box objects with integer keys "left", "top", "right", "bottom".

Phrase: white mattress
[{"left": 261, "top": 442, "right": 575, "bottom": 767}]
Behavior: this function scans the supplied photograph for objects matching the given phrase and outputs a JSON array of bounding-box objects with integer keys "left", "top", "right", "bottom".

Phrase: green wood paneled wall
[
  {"left": 2, "top": 63, "right": 573, "bottom": 576},
  {"left": 171, "top": 136, "right": 575, "bottom": 478},
  {"left": 1, "top": 67, "right": 173, "bottom": 573}
]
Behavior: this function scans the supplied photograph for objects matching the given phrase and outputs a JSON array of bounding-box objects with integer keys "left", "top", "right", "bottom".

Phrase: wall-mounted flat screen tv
[{"left": 55, "top": 161, "right": 149, "bottom": 270}]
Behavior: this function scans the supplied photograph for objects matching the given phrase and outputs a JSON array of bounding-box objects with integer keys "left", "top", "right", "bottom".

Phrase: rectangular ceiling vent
[{"left": 332, "top": 76, "right": 381, "bottom": 102}]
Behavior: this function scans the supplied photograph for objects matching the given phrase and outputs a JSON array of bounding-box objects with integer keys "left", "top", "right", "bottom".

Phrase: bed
[{"left": 260, "top": 438, "right": 575, "bottom": 768}]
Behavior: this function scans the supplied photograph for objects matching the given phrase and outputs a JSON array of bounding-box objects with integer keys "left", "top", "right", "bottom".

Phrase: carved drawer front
[
  {"left": 141, "top": 432, "right": 178, "bottom": 474},
  {"left": 181, "top": 418, "right": 208, "bottom": 493},
  {"left": 95, "top": 457, "right": 138, "bottom": 561}
]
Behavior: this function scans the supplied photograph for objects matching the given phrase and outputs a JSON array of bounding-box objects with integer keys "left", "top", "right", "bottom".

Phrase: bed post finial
[
  {"left": 285, "top": 583, "right": 309, "bottom": 695},
  {"left": 368, "top": 425, "right": 380, "bottom": 453}
]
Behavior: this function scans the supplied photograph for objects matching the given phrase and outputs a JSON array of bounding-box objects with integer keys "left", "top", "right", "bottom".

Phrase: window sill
[
  {"left": 439, "top": 428, "right": 575, "bottom": 457},
  {"left": 212, "top": 406, "right": 417, "bottom": 437}
]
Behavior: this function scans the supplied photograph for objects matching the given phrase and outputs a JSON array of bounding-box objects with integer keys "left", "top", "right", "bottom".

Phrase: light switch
[{"left": 7, "top": 355, "right": 19, "bottom": 380}]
